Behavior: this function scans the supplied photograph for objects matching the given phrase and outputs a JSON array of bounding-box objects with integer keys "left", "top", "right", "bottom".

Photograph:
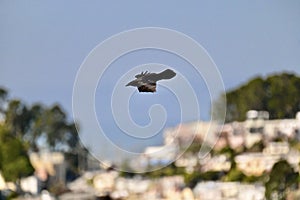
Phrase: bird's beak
[
  {"left": 126, "top": 80, "right": 138, "bottom": 87},
  {"left": 126, "top": 81, "right": 132, "bottom": 86}
]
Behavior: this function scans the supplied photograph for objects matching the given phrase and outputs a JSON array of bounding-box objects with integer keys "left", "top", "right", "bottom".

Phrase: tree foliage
[
  {"left": 0, "top": 125, "right": 34, "bottom": 182},
  {"left": 218, "top": 73, "right": 300, "bottom": 122},
  {"left": 0, "top": 87, "right": 8, "bottom": 113},
  {"left": 265, "top": 160, "right": 298, "bottom": 200},
  {"left": 0, "top": 86, "right": 84, "bottom": 183},
  {"left": 0, "top": 87, "right": 80, "bottom": 152}
]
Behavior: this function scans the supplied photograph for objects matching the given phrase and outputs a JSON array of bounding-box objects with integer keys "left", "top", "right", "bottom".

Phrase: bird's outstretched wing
[{"left": 141, "top": 69, "right": 176, "bottom": 83}]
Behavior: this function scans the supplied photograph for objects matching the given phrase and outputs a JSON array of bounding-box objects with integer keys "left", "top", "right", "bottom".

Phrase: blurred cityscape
[
  {"left": 1, "top": 107, "right": 300, "bottom": 199},
  {"left": 1, "top": 0, "right": 300, "bottom": 199}
]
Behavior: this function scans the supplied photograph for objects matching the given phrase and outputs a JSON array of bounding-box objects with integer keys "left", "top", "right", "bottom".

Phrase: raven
[{"left": 126, "top": 69, "right": 176, "bottom": 92}]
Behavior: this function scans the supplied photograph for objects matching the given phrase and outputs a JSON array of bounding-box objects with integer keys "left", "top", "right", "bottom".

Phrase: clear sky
[{"left": 1, "top": 1, "right": 300, "bottom": 162}]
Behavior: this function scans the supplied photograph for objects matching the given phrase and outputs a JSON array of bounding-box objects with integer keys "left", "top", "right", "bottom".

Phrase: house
[
  {"left": 235, "top": 145, "right": 300, "bottom": 176},
  {"left": 29, "top": 152, "right": 66, "bottom": 193},
  {"left": 0, "top": 172, "right": 16, "bottom": 193},
  {"left": 201, "top": 154, "right": 231, "bottom": 172},
  {"left": 244, "top": 110, "right": 269, "bottom": 148},
  {"left": 235, "top": 153, "right": 279, "bottom": 176},
  {"left": 263, "top": 142, "right": 289, "bottom": 155},
  {"left": 163, "top": 121, "right": 219, "bottom": 148},
  {"left": 142, "top": 144, "right": 178, "bottom": 166},
  {"left": 193, "top": 181, "right": 265, "bottom": 200}
]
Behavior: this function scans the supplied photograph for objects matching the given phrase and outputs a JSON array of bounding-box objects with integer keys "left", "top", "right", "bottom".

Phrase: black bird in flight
[{"left": 126, "top": 69, "right": 176, "bottom": 92}]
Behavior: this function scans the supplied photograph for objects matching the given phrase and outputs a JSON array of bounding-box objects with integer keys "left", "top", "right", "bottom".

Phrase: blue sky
[{"left": 1, "top": 1, "right": 300, "bottom": 161}]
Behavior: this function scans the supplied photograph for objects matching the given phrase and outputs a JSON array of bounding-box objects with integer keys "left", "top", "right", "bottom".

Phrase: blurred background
[{"left": 1, "top": 1, "right": 300, "bottom": 199}]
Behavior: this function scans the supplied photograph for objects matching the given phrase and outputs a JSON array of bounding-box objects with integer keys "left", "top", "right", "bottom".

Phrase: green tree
[
  {"left": 0, "top": 125, "right": 34, "bottom": 182},
  {"left": 2, "top": 98, "right": 80, "bottom": 152},
  {"left": 218, "top": 73, "right": 300, "bottom": 122},
  {"left": 265, "top": 73, "right": 300, "bottom": 119},
  {"left": 0, "top": 86, "right": 85, "bottom": 176},
  {"left": 265, "top": 160, "right": 298, "bottom": 200},
  {"left": 31, "top": 104, "right": 78, "bottom": 151},
  {"left": 0, "top": 87, "right": 8, "bottom": 114},
  {"left": 5, "top": 100, "right": 33, "bottom": 138}
]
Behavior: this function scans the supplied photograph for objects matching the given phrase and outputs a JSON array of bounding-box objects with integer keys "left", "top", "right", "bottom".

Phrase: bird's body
[{"left": 126, "top": 69, "right": 176, "bottom": 92}]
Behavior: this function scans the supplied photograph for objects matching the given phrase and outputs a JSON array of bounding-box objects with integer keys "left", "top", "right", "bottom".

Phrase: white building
[
  {"left": 142, "top": 144, "right": 178, "bottom": 166},
  {"left": 193, "top": 181, "right": 265, "bottom": 200}
]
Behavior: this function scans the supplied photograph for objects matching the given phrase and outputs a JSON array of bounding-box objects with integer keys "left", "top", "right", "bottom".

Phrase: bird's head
[{"left": 126, "top": 80, "right": 139, "bottom": 87}]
